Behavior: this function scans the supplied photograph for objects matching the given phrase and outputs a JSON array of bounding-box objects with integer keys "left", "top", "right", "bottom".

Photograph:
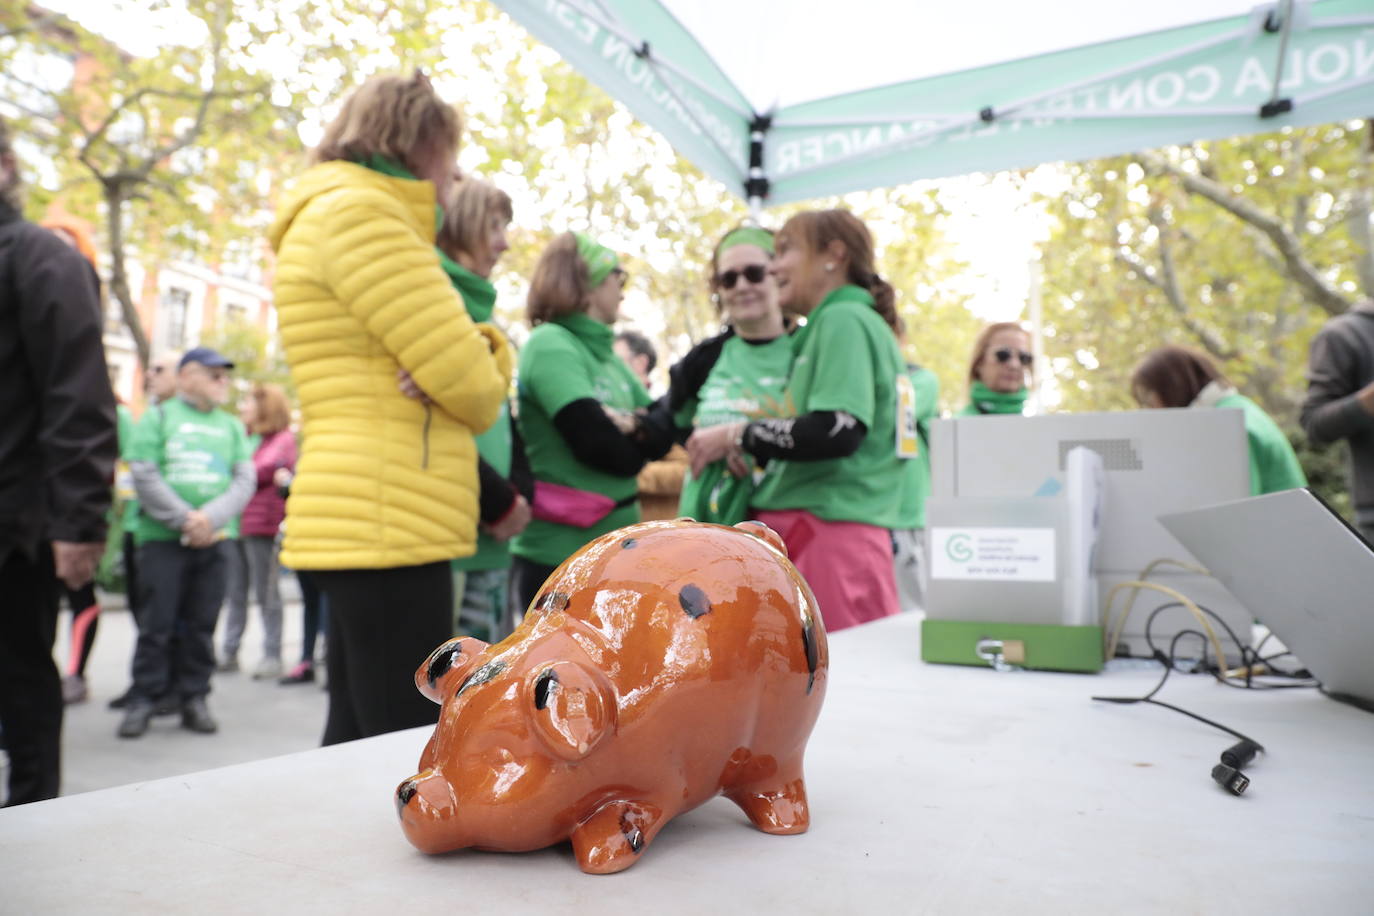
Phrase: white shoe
[{"left": 251, "top": 658, "right": 283, "bottom": 680}]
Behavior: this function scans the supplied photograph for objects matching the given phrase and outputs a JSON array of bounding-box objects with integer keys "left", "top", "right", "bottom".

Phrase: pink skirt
[{"left": 755, "top": 509, "right": 900, "bottom": 633}]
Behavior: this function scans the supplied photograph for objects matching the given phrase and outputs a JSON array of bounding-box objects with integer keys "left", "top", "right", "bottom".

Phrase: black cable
[
  {"left": 1141, "top": 602, "right": 1318, "bottom": 688},
  {"left": 1093, "top": 630, "right": 1267, "bottom": 748}
]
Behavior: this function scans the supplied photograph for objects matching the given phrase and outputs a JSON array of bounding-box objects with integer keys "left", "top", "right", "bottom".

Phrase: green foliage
[
  {"left": 1036, "top": 122, "right": 1373, "bottom": 509},
  {"left": 199, "top": 315, "right": 290, "bottom": 394},
  {"left": 1037, "top": 122, "right": 1372, "bottom": 433},
  {"left": 1292, "top": 429, "right": 1354, "bottom": 522},
  {"left": 0, "top": 0, "right": 444, "bottom": 366}
]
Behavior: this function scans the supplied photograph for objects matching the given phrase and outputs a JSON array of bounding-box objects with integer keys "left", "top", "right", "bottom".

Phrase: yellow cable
[
  {"left": 1102, "top": 557, "right": 1211, "bottom": 659},
  {"left": 1115, "top": 558, "right": 1211, "bottom": 641},
  {"left": 1102, "top": 580, "right": 1229, "bottom": 674}
]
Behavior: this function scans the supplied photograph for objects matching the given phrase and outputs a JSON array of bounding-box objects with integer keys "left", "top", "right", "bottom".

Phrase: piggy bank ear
[
  {"left": 415, "top": 636, "right": 490, "bottom": 704},
  {"left": 524, "top": 660, "right": 618, "bottom": 761},
  {"left": 734, "top": 520, "right": 788, "bottom": 557}
]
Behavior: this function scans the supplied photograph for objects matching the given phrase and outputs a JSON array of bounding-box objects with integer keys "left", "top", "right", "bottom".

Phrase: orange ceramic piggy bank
[{"left": 395, "top": 518, "right": 828, "bottom": 874}]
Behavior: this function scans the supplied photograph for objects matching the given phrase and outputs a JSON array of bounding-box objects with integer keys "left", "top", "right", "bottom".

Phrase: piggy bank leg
[
  {"left": 569, "top": 800, "right": 665, "bottom": 875},
  {"left": 726, "top": 758, "right": 810, "bottom": 835}
]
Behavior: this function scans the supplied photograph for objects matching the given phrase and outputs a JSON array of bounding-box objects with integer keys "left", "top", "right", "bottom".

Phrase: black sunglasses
[
  {"left": 994, "top": 347, "right": 1033, "bottom": 367},
  {"left": 717, "top": 264, "right": 768, "bottom": 290}
]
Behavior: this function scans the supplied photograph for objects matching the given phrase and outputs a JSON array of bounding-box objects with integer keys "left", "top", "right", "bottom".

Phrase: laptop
[{"left": 1158, "top": 488, "right": 1374, "bottom": 711}]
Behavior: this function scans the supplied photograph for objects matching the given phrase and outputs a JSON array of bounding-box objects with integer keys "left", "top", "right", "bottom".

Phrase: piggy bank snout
[{"left": 396, "top": 769, "right": 466, "bottom": 854}]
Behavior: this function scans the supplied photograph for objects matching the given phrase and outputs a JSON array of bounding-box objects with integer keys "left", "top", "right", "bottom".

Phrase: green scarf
[
  {"left": 438, "top": 251, "right": 496, "bottom": 323},
  {"left": 573, "top": 232, "right": 619, "bottom": 288},
  {"left": 553, "top": 311, "right": 615, "bottom": 361},
  {"left": 717, "top": 226, "right": 774, "bottom": 255},
  {"left": 966, "top": 381, "right": 1029, "bottom": 415},
  {"left": 357, "top": 154, "right": 443, "bottom": 234}
]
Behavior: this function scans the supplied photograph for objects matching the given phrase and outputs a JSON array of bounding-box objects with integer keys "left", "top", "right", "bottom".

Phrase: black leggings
[
  {"left": 510, "top": 556, "right": 559, "bottom": 621},
  {"left": 312, "top": 562, "right": 452, "bottom": 746},
  {"left": 62, "top": 583, "right": 100, "bottom": 678},
  {"left": 295, "top": 570, "right": 327, "bottom": 663}
]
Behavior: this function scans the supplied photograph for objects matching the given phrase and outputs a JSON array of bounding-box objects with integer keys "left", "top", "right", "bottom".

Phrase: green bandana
[
  {"left": 574, "top": 232, "right": 619, "bottom": 289},
  {"left": 967, "top": 381, "right": 1029, "bottom": 415},
  {"left": 552, "top": 311, "right": 615, "bottom": 361},
  {"left": 438, "top": 251, "right": 496, "bottom": 323},
  {"left": 357, "top": 154, "right": 443, "bottom": 234},
  {"left": 717, "top": 226, "right": 774, "bottom": 255}
]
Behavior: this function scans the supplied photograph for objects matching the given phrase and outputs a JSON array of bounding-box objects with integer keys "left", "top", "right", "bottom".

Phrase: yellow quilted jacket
[{"left": 268, "top": 161, "right": 512, "bottom": 570}]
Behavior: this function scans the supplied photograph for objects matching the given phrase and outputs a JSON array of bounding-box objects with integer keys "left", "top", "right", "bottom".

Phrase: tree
[
  {"left": 199, "top": 315, "right": 290, "bottom": 393},
  {"left": 1038, "top": 121, "right": 1372, "bottom": 425},
  {"left": 0, "top": 0, "right": 442, "bottom": 368}
]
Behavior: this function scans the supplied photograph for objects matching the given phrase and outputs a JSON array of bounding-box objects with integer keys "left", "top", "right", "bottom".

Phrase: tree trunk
[{"left": 103, "top": 181, "right": 150, "bottom": 369}]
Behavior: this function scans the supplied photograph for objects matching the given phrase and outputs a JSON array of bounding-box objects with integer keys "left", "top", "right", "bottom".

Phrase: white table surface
[{"left": 3, "top": 613, "right": 1371, "bottom": 914}]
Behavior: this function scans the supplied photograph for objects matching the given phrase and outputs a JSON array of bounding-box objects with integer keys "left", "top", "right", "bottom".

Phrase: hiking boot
[
  {"left": 117, "top": 702, "right": 155, "bottom": 739},
  {"left": 278, "top": 660, "right": 314, "bottom": 685},
  {"left": 108, "top": 687, "right": 133, "bottom": 710},
  {"left": 251, "top": 658, "right": 283, "bottom": 680},
  {"left": 180, "top": 697, "right": 218, "bottom": 734},
  {"left": 62, "top": 674, "right": 88, "bottom": 705}
]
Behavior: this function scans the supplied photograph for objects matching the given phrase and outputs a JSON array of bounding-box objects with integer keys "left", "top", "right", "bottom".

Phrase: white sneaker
[{"left": 251, "top": 658, "right": 283, "bottom": 680}]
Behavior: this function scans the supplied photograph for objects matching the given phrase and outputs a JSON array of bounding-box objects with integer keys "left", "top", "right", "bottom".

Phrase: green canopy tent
[{"left": 488, "top": 0, "right": 1374, "bottom": 210}]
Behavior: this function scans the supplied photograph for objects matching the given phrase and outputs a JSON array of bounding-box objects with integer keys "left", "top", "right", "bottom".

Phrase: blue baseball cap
[{"left": 179, "top": 346, "right": 235, "bottom": 370}]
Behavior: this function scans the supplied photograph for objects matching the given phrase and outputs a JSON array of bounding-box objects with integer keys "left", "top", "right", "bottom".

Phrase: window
[{"left": 162, "top": 286, "right": 191, "bottom": 350}]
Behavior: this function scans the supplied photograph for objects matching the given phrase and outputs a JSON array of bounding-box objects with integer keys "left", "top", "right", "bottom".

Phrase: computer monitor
[{"left": 929, "top": 408, "right": 1252, "bottom": 660}]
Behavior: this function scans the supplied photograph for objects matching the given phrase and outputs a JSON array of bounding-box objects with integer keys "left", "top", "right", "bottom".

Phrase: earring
[{"left": 824, "top": 263, "right": 834, "bottom": 272}]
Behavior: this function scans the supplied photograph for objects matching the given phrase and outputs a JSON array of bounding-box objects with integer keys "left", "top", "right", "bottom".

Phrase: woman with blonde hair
[
  {"left": 960, "top": 322, "right": 1033, "bottom": 415},
  {"left": 219, "top": 383, "right": 296, "bottom": 678},
  {"left": 268, "top": 72, "right": 511, "bottom": 744},
  {"left": 510, "top": 232, "right": 672, "bottom": 612},
  {"left": 434, "top": 177, "right": 531, "bottom": 643}
]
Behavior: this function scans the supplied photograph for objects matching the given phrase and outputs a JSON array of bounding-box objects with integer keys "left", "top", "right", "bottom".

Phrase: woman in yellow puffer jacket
[{"left": 268, "top": 72, "right": 512, "bottom": 744}]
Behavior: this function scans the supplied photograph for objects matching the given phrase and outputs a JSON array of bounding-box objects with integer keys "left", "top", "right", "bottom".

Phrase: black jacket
[
  {"left": 1301, "top": 300, "right": 1374, "bottom": 524},
  {"left": 0, "top": 200, "right": 118, "bottom": 558}
]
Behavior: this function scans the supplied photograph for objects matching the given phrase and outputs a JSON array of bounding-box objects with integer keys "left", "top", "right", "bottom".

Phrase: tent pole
[
  {"left": 1261, "top": 0, "right": 1297, "bottom": 118},
  {"left": 745, "top": 115, "right": 772, "bottom": 220}
]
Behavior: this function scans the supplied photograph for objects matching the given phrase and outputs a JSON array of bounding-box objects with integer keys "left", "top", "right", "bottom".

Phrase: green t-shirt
[
  {"left": 129, "top": 397, "right": 251, "bottom": 544},
  {"left": 512, "top": 314, "right": 652, "bottom": 566},
  {"left": 1215, "top": 393, "right": 1308, "bottom": 496},
  {"left": 677, "top": 334, "right": 793, "bottom": 525},
  {"left": 752, "top": 285, "right": 912, "bottom": 529},
  {"left": 897, "top": 366, "right": 940, "bottom": 529}
]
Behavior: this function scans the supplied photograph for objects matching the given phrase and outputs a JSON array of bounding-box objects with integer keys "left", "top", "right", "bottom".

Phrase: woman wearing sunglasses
[
  {"left": 673, "top": 225, "right": 792, "bottom": 525},
  {"left": 960, "top": 322, "right": 1034, "bottom": 416},
  {"left": 716, "top": 209, "right": 909, "bottom": 632},
  {"left": 510, "top": 232, "right": 673, "bottom": 612},
  {"left": 1132, "top": 345, "right": 1306, "bottom": 496}
]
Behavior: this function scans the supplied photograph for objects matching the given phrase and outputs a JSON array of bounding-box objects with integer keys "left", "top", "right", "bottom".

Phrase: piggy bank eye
[
  {"left": 414, "top": 636, "right": 490, "bottom": 704},
  {"left": 525, "top": 661, "right": 618, "bottom": 761}
]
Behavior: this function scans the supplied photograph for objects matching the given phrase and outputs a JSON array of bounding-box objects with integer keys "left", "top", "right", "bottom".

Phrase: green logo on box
[{"left": 946, "top": 533, "right": 973, "bottom": 563}]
